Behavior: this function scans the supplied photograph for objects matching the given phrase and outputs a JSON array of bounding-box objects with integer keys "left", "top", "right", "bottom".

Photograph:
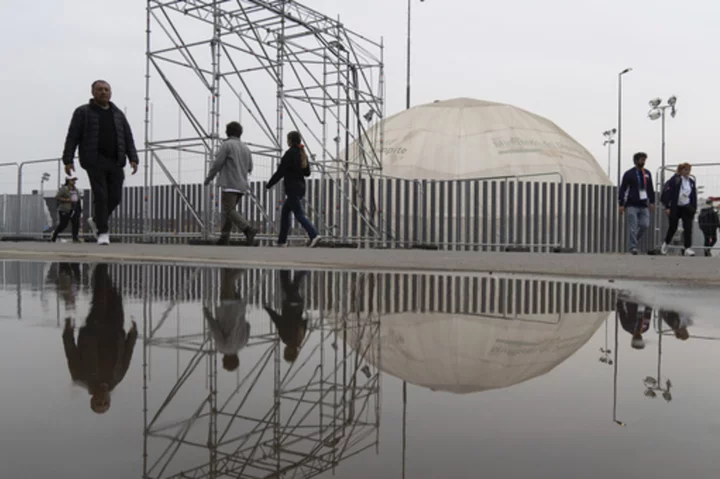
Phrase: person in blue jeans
[
  {"left": 618, "top": 152, "right": 656, "bottom": 254},
  {"left": 266, "top": 131, "right": 322, "bottom": 247}
]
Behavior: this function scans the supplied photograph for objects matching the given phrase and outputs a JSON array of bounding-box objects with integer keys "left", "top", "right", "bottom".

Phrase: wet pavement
[{"left": 1, "top": 261, "right": 718, "bottom": 479}]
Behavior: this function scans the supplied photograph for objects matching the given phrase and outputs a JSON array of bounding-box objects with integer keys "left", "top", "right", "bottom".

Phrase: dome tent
[{"left": 351, "top": 98, "right": 610, "bottom": 185}]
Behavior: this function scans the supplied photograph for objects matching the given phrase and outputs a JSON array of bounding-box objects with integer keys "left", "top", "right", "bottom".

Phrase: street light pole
[
  {"left": 406, "top": 0, "right": 425, "bottom": 110},
  {"left": 648, "top": 96, "right": 678, "bottom": 246},
  {"left": 603, "top": 128, "right": 617, "bottom": 179},
  {"left": 616, "top": 68, "right": 633, "bottom": 186},
  {"left": 406, "top": 0, "right": 411, "bottom": 110}
]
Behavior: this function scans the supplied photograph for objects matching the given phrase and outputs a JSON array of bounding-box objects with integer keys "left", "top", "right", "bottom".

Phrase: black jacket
[
  {"left": 62, "top": 100, "right": 139, "bottom": 169},
  {"left": 266, "top": 146, "right": 311, "bottom": 196},
  {"left": 619, "top": 167, "right": 655, "bottom": 208},
  {"left": 661, "top": 174, "right": 697, "bottom": 214},
  {"left": 699, "top": 206, "right": 719, "bottom": 235}
]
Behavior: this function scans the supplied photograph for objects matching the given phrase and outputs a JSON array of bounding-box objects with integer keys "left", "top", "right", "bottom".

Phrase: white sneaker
[
  {"left": 660, "top": 243, "right": 669, "bottom": 255},
  {"left": 87, "top": 218, "right": 98, "bottom": 239},
  {"left": 276, "top": 242, "right": 288, "bottom": 248},
  {"left": 684, "top": 248, "right": 696, "bottom": 257},
  {"left": 97, "top": 233, "right": 110, "bottom": 246},
  {"left": 308, "top": 236, "right": 322, "bottom": 248}
]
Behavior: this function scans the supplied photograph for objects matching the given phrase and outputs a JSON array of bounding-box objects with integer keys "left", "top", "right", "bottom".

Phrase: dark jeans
[
  {"left": 664, "top": 205, "right": 694, "bottom": 248},
  {"left": 86, "top": 159, "right": 125, "bottom": 235},
  {"left": 52, "top": 211, "right": 80, "bottom": 241},
  {"left": 704, "top": 233, "right": 717, "bottom": 257},
  {"left": 278, "top": 194, "right": 317, "bottom": 244}
]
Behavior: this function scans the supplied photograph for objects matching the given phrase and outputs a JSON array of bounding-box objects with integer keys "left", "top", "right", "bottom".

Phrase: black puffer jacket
[
  {"left": 62, "top": 100, "right": 139, "bottom": 169},
  {"left": 266, "top": 146, "right": 311, "bottom": 196}
]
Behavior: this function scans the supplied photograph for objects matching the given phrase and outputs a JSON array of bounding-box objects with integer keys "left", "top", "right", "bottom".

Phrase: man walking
[
  {"left": 62, "top": 80, "right": 138, "bottom": 246},
  {"left": 204, "top": 122, "right": 257, "bottom": 245},
  {"left": 618, "top": 152, "right": 655, "bottom": 255}
]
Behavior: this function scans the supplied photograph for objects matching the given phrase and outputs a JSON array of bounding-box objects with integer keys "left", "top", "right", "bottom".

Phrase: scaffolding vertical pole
[
  {"left": 143, "top": 0, "right": 152, "bottom": 242},
  {"left": 275, "top": 1, "right": 287, "bottom": 222}
]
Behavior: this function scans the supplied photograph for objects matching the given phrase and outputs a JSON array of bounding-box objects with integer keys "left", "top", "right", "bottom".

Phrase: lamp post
[
  {"left": 40, "top": 172, "right": 51, "bottom": 197},
  {"left": 603, "top": 128, "right": 617, "bottom": 179},
  {"left": 406, "top": 0, "right": 425, "bottom": 110},
  {"left": 648, "top": 96, "right": 678, "bottom": 187},
  {"left": 616, "top": 68, "right": 633, "bottom": 186}
]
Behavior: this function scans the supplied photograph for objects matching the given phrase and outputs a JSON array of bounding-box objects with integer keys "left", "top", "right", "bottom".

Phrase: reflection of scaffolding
[
  {"left": 142, "top": 268, "right": 381, "bottom": 479},
  {"left": 144, "top": 0, "right": 386, "bottom": 240}
]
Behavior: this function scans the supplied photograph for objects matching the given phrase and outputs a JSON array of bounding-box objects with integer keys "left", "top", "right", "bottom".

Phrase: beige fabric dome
[{"left": 355, "top": 98, "right": 610, "bottom": 185}]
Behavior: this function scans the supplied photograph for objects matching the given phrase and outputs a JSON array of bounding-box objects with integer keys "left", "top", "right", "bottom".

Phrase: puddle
[{"left": 0, "top": 261, "right": 718, "bottom": 478}]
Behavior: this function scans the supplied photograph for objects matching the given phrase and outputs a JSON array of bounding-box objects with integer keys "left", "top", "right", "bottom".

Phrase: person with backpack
[
  {"left": 618, "top": 152, "right": 656, "bottom": 254},
  {"left": 660, "top": 163, "right": 697, "bottom": 256},
  {"left": 698, "top": 198, "right": 719, "bottom": 257},
  {"left": 51, "top": 177, "right": 83, "bottom": 243},
  {"left": 266, "top": 131, "right": 321, "bottom": 247}
]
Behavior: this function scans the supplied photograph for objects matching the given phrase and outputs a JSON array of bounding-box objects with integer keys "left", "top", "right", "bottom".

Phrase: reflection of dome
[
  {"left": 348, "top": 310, "right": 607, "bottom": 394},
  {"left": 351, "top": 98, "right": 610, "bottom": 185}
]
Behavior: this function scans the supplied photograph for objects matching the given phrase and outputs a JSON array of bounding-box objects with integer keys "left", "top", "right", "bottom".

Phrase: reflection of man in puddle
[
  {"left": 203, "top": 268, "right": 250, "bottom": 372},
  {"left": 659, "top": 310, "right": 692, "bottom": 341},
  {"left": 62, "top": 264, "right": 137, "bottom": 414},
  {"left": 616, "top": 299, "right": 652, "bottom": 349},
  {"left": 264, "top": 270, "right": 308, "bottom": 363}
]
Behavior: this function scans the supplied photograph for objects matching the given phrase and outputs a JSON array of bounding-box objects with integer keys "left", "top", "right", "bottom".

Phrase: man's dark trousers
[{"left": 86, "top": 156, "right": 124, "bottom": 235}]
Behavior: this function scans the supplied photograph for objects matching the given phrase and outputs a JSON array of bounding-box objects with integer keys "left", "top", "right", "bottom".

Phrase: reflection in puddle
[{"left": 1, "top": 261, "right": 718, "bottom": 479}]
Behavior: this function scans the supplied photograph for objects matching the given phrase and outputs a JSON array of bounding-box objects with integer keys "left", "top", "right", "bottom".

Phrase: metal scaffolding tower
[
  {"left": 144, "top": 0, "right": 386, "bottom": 240},
  {"left": 142, "top": 268, "right": 381, "bottom": 479}
]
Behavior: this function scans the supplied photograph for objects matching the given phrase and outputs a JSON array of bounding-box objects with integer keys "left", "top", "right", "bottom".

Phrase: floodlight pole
[
  {"left": 616, "top": 68, "right": 632, "bottom": 186},
  {"left": 406, "top": 0, "right": 425, "bottom": 110}
]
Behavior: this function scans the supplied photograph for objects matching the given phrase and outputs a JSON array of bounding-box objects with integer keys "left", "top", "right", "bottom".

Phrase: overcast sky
[{"left": 1, "top": 0, "right": 718, "bottom": 194}]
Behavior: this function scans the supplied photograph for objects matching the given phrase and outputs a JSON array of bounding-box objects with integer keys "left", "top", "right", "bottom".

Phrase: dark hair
[
  {"left": 633, "top": 152, "right": 647, "bottom": 164},
  {"left": 222, "top": 354, "right": 240, "bottom": 372},
  {"left": 226, "top": 122, "right": 243, "bottom": 138},
  {"left": 91, "top": 80, "right": 110, "bottom": 90},
  {"left": 287, "top": 131, "right": 302, "bottom": 146}
]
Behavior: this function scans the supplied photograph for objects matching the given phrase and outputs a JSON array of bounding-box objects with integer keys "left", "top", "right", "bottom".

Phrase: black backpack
[{"left": 699, "top": 208, "right": 718, "bottom": 233}]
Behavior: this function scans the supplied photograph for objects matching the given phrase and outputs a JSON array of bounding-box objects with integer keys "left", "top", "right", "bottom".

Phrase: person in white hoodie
[{"left": 203, "top": 268, "right": 251, "bottom": 372}]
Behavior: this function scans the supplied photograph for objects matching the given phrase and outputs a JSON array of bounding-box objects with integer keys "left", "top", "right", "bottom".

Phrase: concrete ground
[{"left": 0, "top": 241, "right": 718, "bottom": 285}]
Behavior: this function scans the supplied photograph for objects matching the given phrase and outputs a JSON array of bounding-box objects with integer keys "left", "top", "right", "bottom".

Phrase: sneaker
[
  {"left": 87, "top": 218, "right": 98, "bottom": 239},
  {"left": 660, "top": 242, "right": 669, "bottom": 255},
  {"left": 684, "top": 248, "right": 696, "bottom": 257},
  {"left": 308, "top": 236, "right": 322, "bottom": 248},
  {"left": 217, "top": 236, "right": 230, "bottom": 246},
  {"left": 630, "top": 248, "right": 638, "bottom": 256},
  {"left": 97, "top": 233, "right": 110, "bottom": 246},
  {"left": 276, "top": 242, "right": 288, "bottom": 248},
  {"left": 72, "top": 238, "right": 82, "bottom": 244}
]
